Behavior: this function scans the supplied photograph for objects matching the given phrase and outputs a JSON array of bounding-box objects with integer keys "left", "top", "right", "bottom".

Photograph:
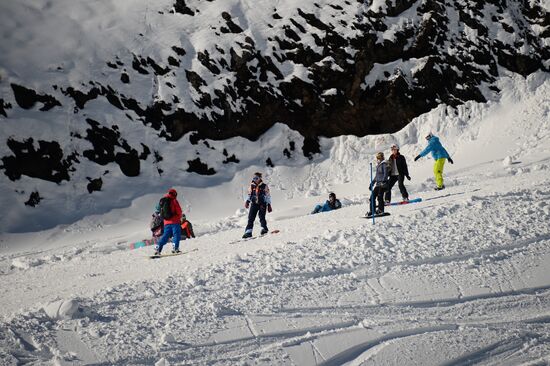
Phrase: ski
[
  {"left": 362, "top": 212, "right": 391, "bottom": 219},
  {"left": 229, "top": 230, "right": 280, "bottom": 244},
  {"left": 385, "top": 197, "right": 422, "bottom": 206},
  {"left": 148, "top": 248, "right": 198, "bottom": 259}
]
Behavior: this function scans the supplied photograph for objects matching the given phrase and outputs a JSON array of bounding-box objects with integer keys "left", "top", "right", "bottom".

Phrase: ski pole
[{"left": 370, "top": 162, "right": 375, "bottom": 225}]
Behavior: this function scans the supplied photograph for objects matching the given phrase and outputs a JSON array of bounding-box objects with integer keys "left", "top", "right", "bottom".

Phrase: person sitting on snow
[
  {"left": 414, "top": 132, "right": 454, "bottom": 191},
  {"left": 180, "top": 214, "right": 195, "bottom": 240},
  {"left": 311, "top": 192, "right": 342, "bottom": 214}
]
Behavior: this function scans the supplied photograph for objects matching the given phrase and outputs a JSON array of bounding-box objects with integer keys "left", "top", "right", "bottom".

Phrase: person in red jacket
[
  {"left": 154, "top": 188, "right": 183, "bottom": 255},
  {"left": 180, "top": 214, "right": 195, "bottom": 239}
]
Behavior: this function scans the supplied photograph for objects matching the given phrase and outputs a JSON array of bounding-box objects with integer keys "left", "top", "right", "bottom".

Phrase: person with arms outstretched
[{"left": 414, "top": 133, "right": 454, "bottom": 190}]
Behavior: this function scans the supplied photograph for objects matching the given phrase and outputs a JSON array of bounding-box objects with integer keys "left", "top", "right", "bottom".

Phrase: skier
[
  {"left": 154, "top": 188, "right": 183, "bottom": 255},
  {"left": 180, "top": 214, "right": 195, "bottom": 240},
  {"left": 242, "top": 172, "right": 272, "bottom": 238},
  {"left": 414, "top": 133, "right": 454, "bottom": 190},
  {"left": 385, "top": 144, "right": 411, "bottom": 203},
  {"left": 311, "top": 192, "right": 342, "bottom": 214},
  {"left": 367, "top": 152, "right": 389, "bottom": 216}
]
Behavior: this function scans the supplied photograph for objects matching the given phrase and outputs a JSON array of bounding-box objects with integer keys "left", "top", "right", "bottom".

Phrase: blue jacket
[
  {"left": 419, "top": 136, "right": 450, "bottom": 160},
  {"left": 319, "top": 199, "right": 342, "bottom": 212}
]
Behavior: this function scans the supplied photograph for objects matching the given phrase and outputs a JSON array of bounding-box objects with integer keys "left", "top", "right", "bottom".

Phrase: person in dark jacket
[
  {"left": 367, "top": 152, "right": 389, "bottom": 216},
  {"left": 311, "top": 192, "right": 342, "bottom": 214},
  {"left": 385, "top": 144, "right": 411, "bottom": 203},
  {"left": 243, "top": 172, "right": 272, "bottom": 238},
  {"left": 154, "top": 188, "right": 183, "bottom": 255}
]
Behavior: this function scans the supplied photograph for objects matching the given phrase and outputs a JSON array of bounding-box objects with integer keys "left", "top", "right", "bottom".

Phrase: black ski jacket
[{"left": 389, "top": 154, "right": 409, "bottom": 177}]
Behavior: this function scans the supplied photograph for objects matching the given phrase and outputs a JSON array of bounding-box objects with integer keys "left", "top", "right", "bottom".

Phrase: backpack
[
  {"left": 150, "top": 212, "right": 163, "bottom": 231},
  {"left": 158, "top": 197, "right": 173, "bottom": 220}
]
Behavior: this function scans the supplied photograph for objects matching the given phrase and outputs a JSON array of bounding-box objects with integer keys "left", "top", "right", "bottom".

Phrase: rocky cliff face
[{"left": 0, "top": 0, "right": 548, "bottom": 211}]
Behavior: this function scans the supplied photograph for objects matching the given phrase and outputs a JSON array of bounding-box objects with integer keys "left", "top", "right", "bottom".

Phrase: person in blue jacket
[
  {"left": 311, "top": 192, "right": 342, "bottom": 214},
  {"left": 414, "top": 133, "right": 454, "bottom": 190}
]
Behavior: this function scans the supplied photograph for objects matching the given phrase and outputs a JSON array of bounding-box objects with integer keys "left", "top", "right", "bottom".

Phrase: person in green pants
[{"left": 414, "top": 133, "right": 454, "bottom": 190}]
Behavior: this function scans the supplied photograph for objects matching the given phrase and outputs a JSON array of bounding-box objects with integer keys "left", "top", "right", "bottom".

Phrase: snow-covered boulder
[{"left": 43, "top": 299, "right": 89, "bottom": 320}]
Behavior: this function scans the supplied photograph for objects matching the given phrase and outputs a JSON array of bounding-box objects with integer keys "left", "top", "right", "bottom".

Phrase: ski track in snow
[
  {"left": 1, "top": 166, "right": 550, "bottom": 364},
  {"left": 0, "top": 75, "right": 549, "bottom": 364}
]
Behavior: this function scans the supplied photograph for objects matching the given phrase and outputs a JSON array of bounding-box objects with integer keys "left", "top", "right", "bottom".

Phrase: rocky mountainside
[{"left": 0, "top": 0, "right": 548, "bottom": 225}]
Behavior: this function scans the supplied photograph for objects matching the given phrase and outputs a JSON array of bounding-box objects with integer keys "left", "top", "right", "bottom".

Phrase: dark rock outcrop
[
  {"left": 11, "top": 84, "right": 61, "bottom": 111},
  {"left": 86, "top": 177, "right": 103, "bottom": 193},
  {"left": 25, "top": 191, "right": 42, "bottom": 207},
  {"left": 1, "top": 138, "right": 76, "bottom": 183},
  {"left": 187, "top": 158, "right": 216, "bottom": 175}
]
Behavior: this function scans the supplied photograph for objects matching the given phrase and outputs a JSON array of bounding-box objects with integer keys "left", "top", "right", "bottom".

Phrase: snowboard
[
  {"left": 148, "top": 248, "right": 198, "bottom": 259},
  {"left": 130, "top": 238, "right": 157, "bottom": 250},
  {"left": 229, "top": 230, "right": 280, "bottom": 244},
  {"left": 363, "top": 212, "right": 391, "bottom": 219},
  {"left": 385, "top": 197, "right": 422, "bottom": 206}
]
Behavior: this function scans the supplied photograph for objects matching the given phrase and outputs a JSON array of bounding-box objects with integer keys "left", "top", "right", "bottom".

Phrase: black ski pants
[
  {"left": 384, "top": 174, "right": 409, "bottom": 202},
  {"left": 245, "top": 203, "right": 267, "bottom": 234},
  {"left": 369, "top": 186, "right": 385, "bottom": 213}
]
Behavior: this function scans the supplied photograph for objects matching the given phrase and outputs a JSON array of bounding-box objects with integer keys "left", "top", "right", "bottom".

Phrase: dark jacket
[
  {"left": 389, "top": 153, "right": 409, "bottom": 177},
  {"left": 246, "top": 180, "right": 271, "bottom": 206}
]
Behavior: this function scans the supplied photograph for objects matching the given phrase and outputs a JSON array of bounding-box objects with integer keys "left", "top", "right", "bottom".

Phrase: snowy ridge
[{"left": 0, "top": 72, "right": 549, "bottom": 364}]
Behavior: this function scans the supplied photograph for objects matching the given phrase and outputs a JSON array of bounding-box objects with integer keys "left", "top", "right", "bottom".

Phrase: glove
[
  {"left": 448, "top": 157, "right": 454, "bottom": 164},
  {"left": 245, "top": 201, "right": 250, "bottom": 209},
  {"left": 406, "top": 175, "right": 411, "bottom": 181},
  {"left": 414, "top": 155, "right": 420, "bottom": 162},
  {"left": 267, "top": 204, "right": 272, "bottom": 213}
]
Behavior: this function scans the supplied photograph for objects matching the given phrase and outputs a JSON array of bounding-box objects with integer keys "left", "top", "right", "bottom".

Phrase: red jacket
[{"left": 163, "top": 194, "right": 182, "bottom": 225}]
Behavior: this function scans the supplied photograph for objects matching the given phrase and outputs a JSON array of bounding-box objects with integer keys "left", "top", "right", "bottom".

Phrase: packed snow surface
[{"left": 0, "top": 74, "right": 549, "bottom": 364}]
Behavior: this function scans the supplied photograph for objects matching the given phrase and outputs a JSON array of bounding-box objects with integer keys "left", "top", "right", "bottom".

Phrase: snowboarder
[
  {"left": 180, "top": 214, "right": 195, "bottom": 240},
  {"left": 385, "top": 144, "right": 410, "bottom": 203},
  {"left": 311, "top": 192, "right": 342, "bottom": 214},
  {"left": 367, "top": 152, "right": 389, "bottom": 216},
  {"left": 243, "top": 172, "right": 272, "bottom": 238},
  {"left": 414, "top": 133, "right": 454, "bottom": 190},
  {"left": 154, "top": 188, "right": 183, "bottom": 255}
]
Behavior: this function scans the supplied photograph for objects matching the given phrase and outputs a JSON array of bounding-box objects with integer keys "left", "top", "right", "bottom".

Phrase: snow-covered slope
[
  {"left": 0, "top": 0, "right": 548, "bottom": 233},
  {"left": 0, "top": 72, "right": 548, "bottom": 365}
]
